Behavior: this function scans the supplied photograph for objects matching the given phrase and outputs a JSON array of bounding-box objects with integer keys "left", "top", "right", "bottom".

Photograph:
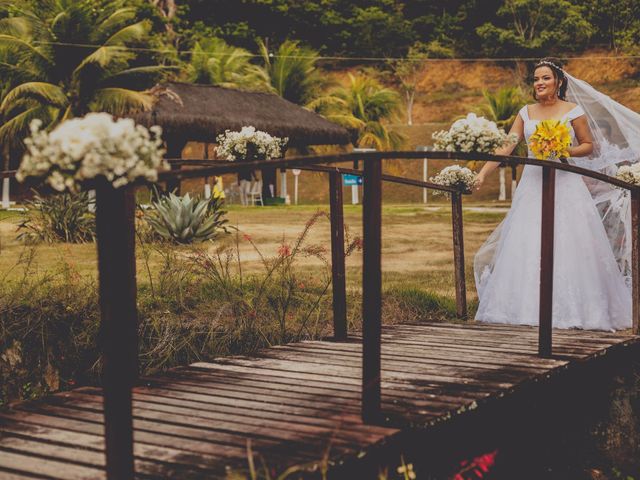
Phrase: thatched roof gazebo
[{"left": 135, "top": 82, "right": 351, "bottom": 157}]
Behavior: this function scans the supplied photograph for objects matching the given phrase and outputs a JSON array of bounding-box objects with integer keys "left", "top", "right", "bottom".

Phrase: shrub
[
  {"left": 143, "top": 191, "right": 229, "bottom": 244},
  {"left": 17, "top": 190, "right": 96, "bottom": 243}
]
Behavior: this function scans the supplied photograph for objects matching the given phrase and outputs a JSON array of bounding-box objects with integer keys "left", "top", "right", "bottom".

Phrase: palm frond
[
  {"left": 1, "top": 82, "right": 67, "bottom": 113},
  {"left": 0, "top": 17, "right": 33, "bottom": 38},
  {"left": 0, "top": 34, "right": 53, "bottom": 68},
  {"left": 73, "top": 45, "right": 130, "bottom": 76},
  {"left": 104, "top": 20, "right": 150, "bottom": 47},
  {"left": 0, "top": 104, "right": 53, "bottom": 149},
  {"left": 92, "top": 7, "right": 137, "bottom": 43},
  {"left": 100, "top": 65, "right": 178, "bottom": 88},
  {"left": 91, "top": 87, "right": 153, "bottom": 115}
]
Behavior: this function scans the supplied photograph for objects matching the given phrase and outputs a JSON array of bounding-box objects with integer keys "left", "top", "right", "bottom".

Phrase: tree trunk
[{"left": 406, "top": 90, "right": 415, "bottom": 126}]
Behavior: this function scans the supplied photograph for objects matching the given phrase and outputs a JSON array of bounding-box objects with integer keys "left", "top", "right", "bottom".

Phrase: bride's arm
[
  {"left": 569, "top": 116, "right": 594, "bottom": 157},
  {"left": 475, "top": 114, "right": 524, "bottom": 189}
]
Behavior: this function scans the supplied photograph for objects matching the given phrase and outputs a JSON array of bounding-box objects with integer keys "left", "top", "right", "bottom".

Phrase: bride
[{"left": 473, "top": 58, "right": 632, "bottom": 331}]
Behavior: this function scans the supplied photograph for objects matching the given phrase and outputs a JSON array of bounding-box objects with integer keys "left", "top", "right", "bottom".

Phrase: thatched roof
[{"left": 134, "top": 82, "right": 350, "bottom": 146}]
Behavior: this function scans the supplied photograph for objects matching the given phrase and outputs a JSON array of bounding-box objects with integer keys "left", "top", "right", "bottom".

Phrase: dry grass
[{"left": 0, "top": 204, "right": 505, "bottom": 300}]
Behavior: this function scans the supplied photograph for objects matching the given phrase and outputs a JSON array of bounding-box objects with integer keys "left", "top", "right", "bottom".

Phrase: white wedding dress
[{"left": 474, "top": 104, "right": 632, "bottom": 331}]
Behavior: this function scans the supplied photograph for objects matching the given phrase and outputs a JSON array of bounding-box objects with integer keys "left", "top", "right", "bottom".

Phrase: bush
[
  {"left": 17, "top": 190, "right": 96, "bottom": 243},
  {"left": 143, "top": 191, "right": 229, "bottom": 244},
  {"left": 0, "top": 212, "right": 344, "bottom": 405}
]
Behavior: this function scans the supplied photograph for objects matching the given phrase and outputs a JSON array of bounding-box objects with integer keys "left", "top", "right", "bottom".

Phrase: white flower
[
  {"left": 16, "top": 113, "right": 167, "bottom": 192},
  {"left": 432, "top": 113, "right": 514, "bottom": 154},
  {"left": 430, "top": 165, "right": 478, "bottom": 196},
  {"left": 216, "top": 126, "right": 287, "bottom": 162},
  {"left": 616, "top": 163, "right": 640, "bottom": 186}
]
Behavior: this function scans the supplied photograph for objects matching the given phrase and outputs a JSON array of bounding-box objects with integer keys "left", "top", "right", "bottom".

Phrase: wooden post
[
  {"left": 451, "top": 191, "right": 467, "bottom": 319},
  {"left": 329, "top": 171, "right": 347, "bottom": 340},
  {"left": 511, "top": 165, "right": 517, "bottom": 199},
  {"left": 165, "top": 137, "right": 186, "bottom": 195},
  {"left": 539, "top": 166, "right": 555, "bottom": 357},
  {"left": 96, "top": 182, "right": 138, "bottom": 480},
  {"left": 362, "top": 157, "right": 382, "bottom": 423},
  {"left": 631, "top": 188, "right": 640, "bottom": 335}
]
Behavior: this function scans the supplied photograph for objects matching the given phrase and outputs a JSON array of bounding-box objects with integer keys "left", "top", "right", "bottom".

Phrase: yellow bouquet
[{"left": 528, "top": 120, "right": 572, "bottom": 160}]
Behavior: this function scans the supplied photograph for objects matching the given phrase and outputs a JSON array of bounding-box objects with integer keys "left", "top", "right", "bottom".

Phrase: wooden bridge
[{"left": 1, "top": 152, "right": 639, "bottom": 479}]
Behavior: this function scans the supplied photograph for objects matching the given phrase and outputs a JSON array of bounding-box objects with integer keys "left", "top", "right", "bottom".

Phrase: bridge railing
[{"left": 4, "top": 150, "right": 640, "bottom": 478}]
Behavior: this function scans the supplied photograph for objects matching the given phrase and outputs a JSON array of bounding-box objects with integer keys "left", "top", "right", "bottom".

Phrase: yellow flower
[{"left": 529, "top": 120, "right": 572, "bottom": 160}]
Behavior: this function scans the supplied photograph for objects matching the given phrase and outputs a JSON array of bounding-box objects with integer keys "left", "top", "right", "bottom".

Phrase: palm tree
[
  {"left": 479, "top": 87, "right": 525, "bottom": 129},
  {"left": 311, "top": 73, "right": 404, "bottom": 150},
  {"left": 187, "top": 38, "right": 268, "bottom": 91},
  {"left": 258, "top": 39, "right": 325, "bottom": 106},
  {"left": 478, "top": 87, "right": 526, "bottom": 200},
  {"left": 0, "top": 0, "right": 170, "bottom": 158}
]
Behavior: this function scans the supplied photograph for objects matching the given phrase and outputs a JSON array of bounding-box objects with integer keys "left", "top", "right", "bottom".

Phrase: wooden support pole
[
  {"left": 631, "top": 189, "right": 640, "bottom": 335},
  {"left": 329, "top": 171, "right": 348, "bottom": 341},
  {"left": 539, "top": 166, "right": 555, "bottom": 357},
  {"left": 451, "top": 191, "right": 467, "bottom": 319},
  {"left": 165, "top": 137, "right": 186, "bottom": 195},
  {"left": 96, "top": 183, "right": 138, "bottom": 480},
  {"left": 362, "top": 157, "right": 382, "bottom": 423}
]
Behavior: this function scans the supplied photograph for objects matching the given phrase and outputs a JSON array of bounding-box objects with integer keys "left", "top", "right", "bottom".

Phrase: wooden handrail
[
  {"left": 12, "top": 150, "right": 638, "bottom": 477},
  {"left": 162, "top": 153, "right": 639, "bottom": 192}
]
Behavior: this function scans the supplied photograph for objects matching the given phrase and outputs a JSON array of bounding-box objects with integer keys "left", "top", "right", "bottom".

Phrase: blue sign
[{"left": 342, "top": 174, "right": 363, "bottom": 186}]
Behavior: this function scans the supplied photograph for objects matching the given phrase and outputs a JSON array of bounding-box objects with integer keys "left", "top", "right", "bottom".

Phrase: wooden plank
[
  {"left": 14, "top": 403, "right": 321, "bottom": 462},
  {"left": 0, "top": 449, "right": 105, "bottom": 480},
  {"left": 276, "top": 342, "right": 565, "bottom": 369},
  {"left": 0, "top": 416, "right": 237, "bottom": 472},
  {"left": 0, "top": 410, "right": 250, "bottom": 460},
  {"left": 160, "top": 368, "right": 491, "bottom": 405},
  {"left": 389, "top": 323, "right": 633, "bottom": 344},
  {"left": 0, "top": 322, "right": 635, "bottom": 480},
  {"left": 263, "top": 344, "right": 560, "bottom": 372},
  {"left": 40, "top": 395, "right": 374, "bottom": 449},
  {"left": 52, "top": 392, "right": 391, "bottom": 445}
]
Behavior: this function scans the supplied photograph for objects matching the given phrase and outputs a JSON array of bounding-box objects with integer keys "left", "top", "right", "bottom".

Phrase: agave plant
[{"left": 144, "top": 192, "right": 228, "bottom": 244}]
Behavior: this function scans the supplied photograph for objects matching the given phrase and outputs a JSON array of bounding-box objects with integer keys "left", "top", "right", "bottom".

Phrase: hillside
[{"left": 183, "top": 51, "right": 640, "bottom": 204}]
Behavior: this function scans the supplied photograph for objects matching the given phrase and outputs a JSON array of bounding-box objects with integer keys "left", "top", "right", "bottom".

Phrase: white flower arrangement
[
  {"left": 432, "top": 113, "right": 518, "bottom": 154},
  {"left": 216, "top": 126, "right": 287, "bottom": 162},
  {"left": 615, "top": 162, "right": 640, "bottom": 186},
  {"left": 17, "top": 113, "right": 167, "bottom": 192},
  {"left": 430, "top": 164, "right": 478, "bottom": 195}
]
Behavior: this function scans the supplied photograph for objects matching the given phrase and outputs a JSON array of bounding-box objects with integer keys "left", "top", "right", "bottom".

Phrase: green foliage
[
  {"left": 17, "top": 191, "right": 96, "bottom": 244},
  {"left": 311, "top": 73, "right": 404, "bottom": 150},
  {"left": 144, "top": 191, "right": 229, "bottom": 244},
  {"left": 257, "top": 39, "right": 324, "bottom": 106},
  {"left": 0, "top": 213, "right": 344, "bottom": 405},
  {"left": 187, "top": 37, "right": 268, "bottom": 90},
  {"left": 478, "top": 87, "right": 526, "bottom": 129},
  {"left": 0, "top": 0, "right": 173, "bottom": 159},
  {"left": 476, "top": 0, "right": 595, "bottom": 56},
  {"left": 580, "top": 0, "right": 640, "bottom": 53}
]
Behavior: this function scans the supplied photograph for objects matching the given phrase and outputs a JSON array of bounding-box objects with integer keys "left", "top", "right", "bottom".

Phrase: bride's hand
[{"left": 475, "top": 174, "right": 485, "bottom": 191}]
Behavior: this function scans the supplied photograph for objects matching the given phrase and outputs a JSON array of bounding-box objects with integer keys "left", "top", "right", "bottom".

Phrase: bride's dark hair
[{"left": 533, "top": 57, "right": 568, "bottom": 100}]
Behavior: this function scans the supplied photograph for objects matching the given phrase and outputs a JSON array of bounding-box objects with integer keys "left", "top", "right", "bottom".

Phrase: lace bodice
[{"left": 519, "top": 104, "right": 586, "bottom": 157}]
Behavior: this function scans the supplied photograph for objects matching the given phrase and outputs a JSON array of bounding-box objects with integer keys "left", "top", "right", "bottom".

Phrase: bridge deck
[{"left": 0, "top": 322, "right": 637, "bottom": 479}]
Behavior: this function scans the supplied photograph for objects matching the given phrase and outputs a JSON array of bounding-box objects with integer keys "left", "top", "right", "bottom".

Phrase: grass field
[{"left": 0, "top": 202, "right": 506, "bottom": 301}]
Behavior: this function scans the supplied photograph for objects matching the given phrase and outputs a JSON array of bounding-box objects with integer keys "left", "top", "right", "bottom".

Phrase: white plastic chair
[{"left": 248, "top": 180, "right": 264, "bottom": 206}]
